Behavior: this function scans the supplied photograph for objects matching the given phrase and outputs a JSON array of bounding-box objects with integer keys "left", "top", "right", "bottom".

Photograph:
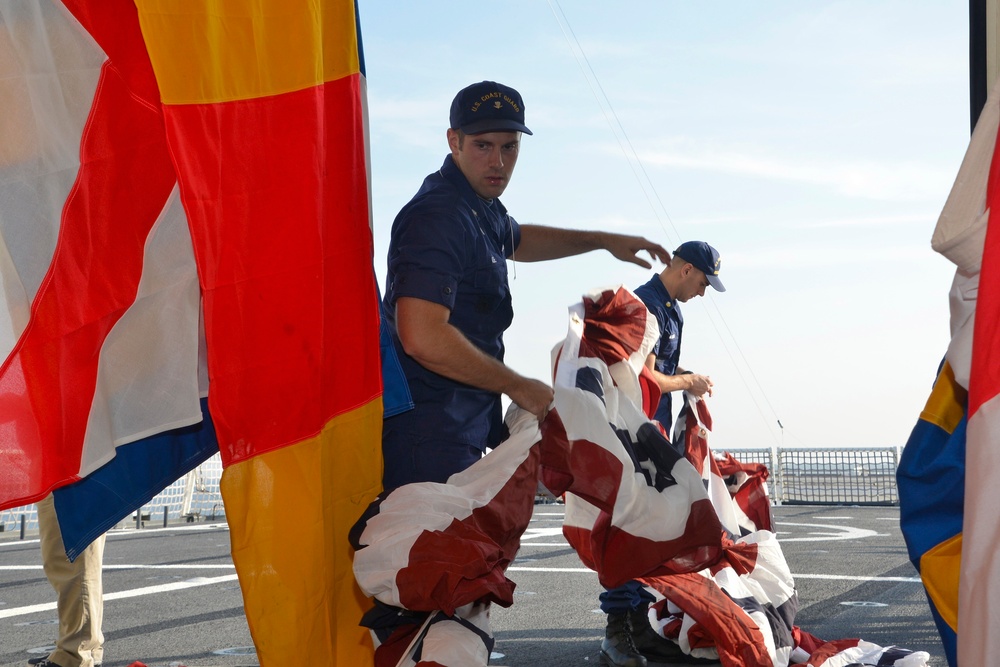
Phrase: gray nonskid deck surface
[{"left": 0, "top": 505, "right": 946, "bottom": 667}]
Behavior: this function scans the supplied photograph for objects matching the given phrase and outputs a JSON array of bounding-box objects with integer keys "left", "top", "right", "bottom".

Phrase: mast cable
[{"left": 546, "top": 0, "right": 681, "bottom": 247}]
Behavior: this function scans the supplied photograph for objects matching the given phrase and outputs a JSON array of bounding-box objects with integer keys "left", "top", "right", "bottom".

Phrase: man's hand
[
  {"left": 603, "top": 233, "right": 670, "bottom": 269},
  {"left": 686, "top": 374, "right": 714, "bottom": 398},
  {"left": 506, "top": 377, "right": 554, "bottom": 421}
]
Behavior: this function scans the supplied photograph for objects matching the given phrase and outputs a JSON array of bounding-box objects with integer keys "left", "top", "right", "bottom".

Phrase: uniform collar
[
  {"left": 440, "top": 155, "right": 508, "bottom": 217},
  {"left": 647, "top": 273, "right": 677, "bottom": 309}
]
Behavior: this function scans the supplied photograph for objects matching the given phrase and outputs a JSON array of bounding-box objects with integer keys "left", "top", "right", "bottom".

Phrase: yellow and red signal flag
[{"left": 134, "top": 2, "right": 383, "bottom": 664}]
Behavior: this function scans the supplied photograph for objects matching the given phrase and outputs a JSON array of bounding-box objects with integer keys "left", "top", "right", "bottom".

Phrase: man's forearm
[
  {"left": 651, "top": 368, "right": 713, "bottom": 397},
  {"left": 514, "top": 225, "right": 607, "bottom": 262},
  {"left": 396, "top": 297, "right": 554, "bottom": 418},
  {"left": 515, "top": 224, "right": 669, "bottom": 267},
  {"left": 652, "top": 369, "right": 693, "bottom": 394},
  {"left": 413, "top": 327, "right": 522, "bottom": 394},
  {"left": 399, "top": 311, "right": 522, "bottom": 394}
]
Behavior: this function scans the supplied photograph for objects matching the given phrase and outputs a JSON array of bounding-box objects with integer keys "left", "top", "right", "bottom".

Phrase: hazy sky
[{"left": 360, "top": 1, "right": 969, "bottom": 451}]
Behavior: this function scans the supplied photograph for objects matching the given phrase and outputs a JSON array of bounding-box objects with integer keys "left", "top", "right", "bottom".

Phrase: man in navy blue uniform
[
  {"left": 634, "top": 240, "right": 723, "bottom": 432},
  {"left": 381, "top": 81, "right": 670, "bottom": 491},
  {"left": 599, "top": 240, "right": 725, "bottom": 667}
]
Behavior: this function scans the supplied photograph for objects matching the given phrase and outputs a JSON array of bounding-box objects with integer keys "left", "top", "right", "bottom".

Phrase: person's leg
[
  {"left": 381, "top": 428, "right": 482, "bottom": 490},
  {"left": 37, "top": 495, "right": 105, "bottom": 667},
  {"left": 369, "top": 431, "right": 486, "bottom": 657},
  {"left": 599, "top": 580, "right": 655, "bottom": 615},
  {"left": 419, "top": 601, "right": 492, "bottom": 666},
  {"left": 598, "top": 581, "right": 650, "bottom": 667},
  {"left": 603, "top": 583, "right": 714, "bottom": 665}
]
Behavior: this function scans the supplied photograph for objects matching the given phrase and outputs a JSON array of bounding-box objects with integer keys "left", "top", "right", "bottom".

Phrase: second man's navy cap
[
  {"left": 449, "top": 81, "right": 533, "bottom": 136},
  {"left": 674, "top": 241, "right": 725, "bottom": 292}
]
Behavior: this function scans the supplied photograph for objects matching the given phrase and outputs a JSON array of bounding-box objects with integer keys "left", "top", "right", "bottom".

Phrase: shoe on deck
[{"left": 600, "top": 611, "right": 648, "bottom": 667}]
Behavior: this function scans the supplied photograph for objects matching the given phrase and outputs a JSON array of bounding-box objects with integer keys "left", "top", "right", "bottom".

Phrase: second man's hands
[{"left": 686, "top": 373, "right": 714, "bottom": 398}]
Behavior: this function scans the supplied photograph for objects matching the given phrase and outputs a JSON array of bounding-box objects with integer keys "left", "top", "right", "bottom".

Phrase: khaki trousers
[{"left": 37, "top": 495, "right": 105, "bottom": 667}]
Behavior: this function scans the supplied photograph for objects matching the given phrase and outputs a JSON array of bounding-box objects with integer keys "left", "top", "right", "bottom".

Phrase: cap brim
[
  {"left": 460, "top": 119, "right": 533, "bottom": 135},
  {"left": 707, "top": 274, "right": 726, "bottom": 292}
]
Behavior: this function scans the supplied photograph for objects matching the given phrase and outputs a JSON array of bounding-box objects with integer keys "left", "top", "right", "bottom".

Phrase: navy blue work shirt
[
  {"left": 382, "top": 155, "right": 521, "bottom": 452},
  {"left": 633, "top": 274, "right": 683, "bottom": 425}
]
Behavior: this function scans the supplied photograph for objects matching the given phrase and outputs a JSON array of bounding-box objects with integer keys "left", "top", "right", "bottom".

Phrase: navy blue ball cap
[
  {"left": 674, "top": 241, "right": 725, "bottom": 292},
  {"left": 449, "top": 81, "right": 533, "bottom": 135}
]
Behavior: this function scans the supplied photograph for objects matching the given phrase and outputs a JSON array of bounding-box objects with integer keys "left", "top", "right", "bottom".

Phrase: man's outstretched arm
[{"left": 514, "top": 225, "right": 670, "bottom": 268}]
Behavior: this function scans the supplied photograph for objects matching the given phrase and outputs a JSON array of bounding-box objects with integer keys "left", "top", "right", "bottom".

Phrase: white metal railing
[
  {"left": 0, "top": 454, "right": 226, "bottom": 536},
  {"left": 1, "top": 446, "right": 906, "bottom": 537}
]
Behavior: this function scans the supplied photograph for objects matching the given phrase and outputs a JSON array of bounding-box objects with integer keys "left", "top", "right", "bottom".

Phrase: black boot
[
  {"left": 600, "top": 611, "right": 648, "bottom": 667},
  {"left": 628, "top": 608, "right": 721, "bottom": 665}
]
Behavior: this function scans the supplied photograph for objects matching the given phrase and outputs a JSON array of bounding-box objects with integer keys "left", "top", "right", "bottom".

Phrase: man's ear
[{"left": 447, "top": 128, "right": 460, "bottom": 153}]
